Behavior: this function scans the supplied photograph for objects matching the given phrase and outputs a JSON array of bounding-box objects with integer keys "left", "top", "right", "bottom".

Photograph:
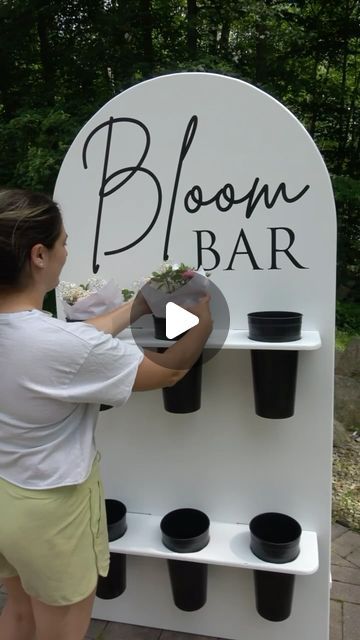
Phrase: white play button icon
[
  {"left": 131, "top": 279, "right": 230, "bottom": 366},
  {"left": 165, "top": 302, "right": 199, "bottom": 339}
]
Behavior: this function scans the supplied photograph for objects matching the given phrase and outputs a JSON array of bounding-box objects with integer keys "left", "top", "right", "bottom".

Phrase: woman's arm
[
  {"left": 132, "top": 297, "right": 213, "bottom": 391},
  {"left": 84, "top": 294, "right": 149, "bottom": 336},
  {"left": 84, "top": 291, "right": 213, "bottom": 390}
]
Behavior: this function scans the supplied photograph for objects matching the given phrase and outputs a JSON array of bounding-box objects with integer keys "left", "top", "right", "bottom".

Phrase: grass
[
  {"left": 335, "top": 329, "right": 356, "bottom": 351},
  {"left": 335, "top": 329, "right": 357, "bottom": 351}
]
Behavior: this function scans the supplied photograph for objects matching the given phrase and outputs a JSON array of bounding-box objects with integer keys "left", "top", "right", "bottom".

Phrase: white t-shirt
[{"left": 0, "top": 310, "right": 144, "bottom": 489}]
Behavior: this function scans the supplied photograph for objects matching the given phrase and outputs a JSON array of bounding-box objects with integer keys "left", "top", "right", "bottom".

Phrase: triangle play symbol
[{"left": 165, "top": 302, "right": 199, "bottom": 339}]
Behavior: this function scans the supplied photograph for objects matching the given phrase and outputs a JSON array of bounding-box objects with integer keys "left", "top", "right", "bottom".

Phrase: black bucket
[
  {"left": 153, "top": 315, "right": 167, "bottom": 340},
  {"left": 167, "top": 560, "right": 208, "bottom": 613},
  {"left": 248, "top": 312, "right": 302, "bottom": 419},
  {"left": 153, "top": 314, "right": 187, "bottom": 341},
  {"left": 104, "top": 499, "right": 127, "bottom": 542},
  {"left": 248, "top": 311, "right": 302, "bottom": 342},
  {"left": 249, "top": 512, "right": 302, "bottom": 621},
  {"left": 153, "top": 314, "right": 203, "bottom": 413},
  {"left": 160, "top": 508, "right": 210, "bottom": 611},
  {"left": 96, "top": 552, "right": 127, "bottom": 600},
  {"left": 96, "top": 499, "right": 127, "bottom": 600},
  {"left": 253, "top": 570, "right": 296, "bottom": 622},
  {"left": 250, "top": 512, "right": 301, "bottom": 563},
  {"left": 250, "top": 350, "right": 299, "bottom": 419},
  {"left": 162, "top": 354, "right": 203, "bottom": 414}
]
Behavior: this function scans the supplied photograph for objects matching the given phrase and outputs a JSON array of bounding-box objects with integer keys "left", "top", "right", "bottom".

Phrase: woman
[{"left": 0, "top": 188, "right": 212, "bottom": 640}]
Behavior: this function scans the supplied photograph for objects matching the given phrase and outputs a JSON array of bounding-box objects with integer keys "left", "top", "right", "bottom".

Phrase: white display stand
[{"left": 54, "top": 73, "right": 336, "bottom": 640}]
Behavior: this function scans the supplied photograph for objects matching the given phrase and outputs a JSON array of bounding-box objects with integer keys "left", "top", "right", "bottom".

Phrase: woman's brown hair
[{"left": 0, "top": 189, "right": 63, "bottom": 287}]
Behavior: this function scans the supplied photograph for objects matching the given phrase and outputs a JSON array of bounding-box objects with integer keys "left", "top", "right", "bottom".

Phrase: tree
[{"left": 0, "top": 0, "right": 358, "bottom": 301}]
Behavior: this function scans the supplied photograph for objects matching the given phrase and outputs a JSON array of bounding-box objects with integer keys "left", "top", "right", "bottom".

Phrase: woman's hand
[
  {"left": 133, "top": 294, "right": 213, "bottom": 391},
  {"left": 186, "top": 294, "right": 212, "bottom": 323},
  {"left": 131, "top": 291, "right": 151, "bottom": 320}
]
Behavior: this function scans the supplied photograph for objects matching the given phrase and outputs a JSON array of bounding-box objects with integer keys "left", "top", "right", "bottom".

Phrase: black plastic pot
[
  {"left": 249, "top": 512, "right": 302, "bottom": 622},
  {"left": 248, "top": 311, "right": 302, "bottom": 343},
  {"left": 105, "top": 499, "right": 127, "bottom": 542},
  {"left": 96, "top": 499, "right": 127, "bottom": 600},
  {"left": 153, "top": 315, "right": 167, "bottom": 340},
  {"left": 250, "top": 350, "right": 299, "bottom": 419},
  {"left": 65, "top": 318, "right": 113, "bottom": 412},
  {"left": 253, "top": 570, "right": 296, "bottom": 622},
  {"left": 248, "top": 311, "right": 302, "bottom": 419},
  {"left": 156, "top": 339, "right": 203, "bottom": 414},
  {"left": 160, "top": 508, "right": 210, "bottom": 611},
  {"left": 96, "top": 552, "right": 127, "bottom": 600},
  {"left": 152, "top": 314, "right": 186, "bottom": 341},
  {"left": 163, "top": 354, "right": 203, "bottom": 414},
  {"left": 153, "top": 314, "right": 203, "bottom": 413},
  {"left": 250, "top": 512, "right": 301, "bottom": 563}
]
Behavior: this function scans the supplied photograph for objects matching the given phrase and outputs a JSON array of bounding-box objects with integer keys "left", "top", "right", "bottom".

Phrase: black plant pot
[
  {"left": 66, "top": 318, "right": 113, "bottom": 412},
  {"left": 248, "top": 311, "right": 302, "bottom": 419},
  {"left": 162, "top": 354, "right": 203, "bottom": 414},
  {"left": 160, "top": 508, "right": 210, "bottom": 611},
  {"left": 249, "top": 512, "right": 302, "bottom": 622},
  {"left": 152, "top": 315, "right": 187, "bottom": 341},
  {"left": 253, "top": 570, "right": 296, "bottom": 622},
  {"left": 248, "top": 311, "right": 303, "bottom": 343},
  {"left": 153, "top": 315, "right": 167, "bottom": 340},
  {"left": 96, "top": 552, "right": 127, "bottom": 600},
  {"left": 96, "top": 499, "right": 127, "bottom": 600},
  {"left": 250, "top": 350, "right": 299, "bottom": 419},
  {"left": 153, "top": 314, "right": 203, "bottom": 413},
  {"left": 105, "top": 499, "right": 127, "bottom": 542}
]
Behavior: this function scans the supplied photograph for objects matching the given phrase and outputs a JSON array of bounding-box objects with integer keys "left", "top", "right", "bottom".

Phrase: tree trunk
[
  {"left": 187, "top": 0, "right": 198, "bottom": 58},
  {"left": 309, "top": 47, "right": 320, "bottom": 139},
  {"left": 139, "top": 0, "right": 153, "bottom": 69},
  {"left": 347, "top": 68, "right": 360, "bottom": 175},
  {"left": 255, "top": 19, "right": 267, "bottom": 85},
  {"left": 209, "top": 25, "right": 218, "bottom": 55},
  {"left": 37, "top": 8, "right": 54, "bottom": 103},
  {"left": 336, "top": 0, "right": 352, "bottom": 172},
  {"left": 219, "top": 19, "right": 230, "bottom": 56}
]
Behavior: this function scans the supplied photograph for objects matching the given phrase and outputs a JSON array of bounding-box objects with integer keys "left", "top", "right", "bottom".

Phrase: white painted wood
[
  {"left": 118, "top": 327, "right": 322, "bottom": 350},
  {"left": 109, "top": 513, "right": 319, "bottom": 575},
  {"left": 54, "top": 72, "right": 336, "bottom": 640}
]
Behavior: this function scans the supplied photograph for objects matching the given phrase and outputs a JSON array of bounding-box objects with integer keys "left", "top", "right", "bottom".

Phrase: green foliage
[
  {"left": 0, "top": 107, "right": 85, "bottom": 192},
  {"left": 121, "top": 288, "right": 135, "bottom": 301},
  {"left": 336, "top": 329, "right": 354, "bottom": 351},
  {"left": 336, "top": 301, "right": 360, "bottom": 334},
  {"left": 332, "top": 176, "right": 360, "bottom": 302},
  {"left": 333, "top": 176, "right": 360, "bottom": 207},
  {"left": 43, "top": 290, "right": 57, "bottom": 317},
  {"left": 0, "top": 0, "right": 359, "bottom": 301},
  {"left": 149, "top": 263, "right": 196, "bottom": 293}
]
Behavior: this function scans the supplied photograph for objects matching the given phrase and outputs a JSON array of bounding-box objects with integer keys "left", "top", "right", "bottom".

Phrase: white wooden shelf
[
  {"left": 109, "top": 513, "right": 319, "bottom": 576},
  {"left": 118, "top": 328, "right": 321, "bottom": 351}
]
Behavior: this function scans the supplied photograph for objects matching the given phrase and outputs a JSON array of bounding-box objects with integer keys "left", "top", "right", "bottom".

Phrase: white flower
[
  {"left": 58, "top": 277, "right": 108, "bottom": 305},
  {"left": 147, "top": 261, "right": 197, "bottom": 294},
  {"left": 87, "top": 276, "right": 107, "bottom": 291}
]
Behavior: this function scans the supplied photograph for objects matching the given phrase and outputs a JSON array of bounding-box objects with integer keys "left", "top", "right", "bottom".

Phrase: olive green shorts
[{"left": 0, "top": 453, "right": 109, "bottom": 606}]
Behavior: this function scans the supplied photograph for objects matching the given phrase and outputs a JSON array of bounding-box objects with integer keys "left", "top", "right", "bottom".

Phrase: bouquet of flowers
[
  {"left": 58, "top": 276, "right": 128, "bottom": 320},
  {"left": 141, "top": 262, "right": 210, "bottom": 318}
]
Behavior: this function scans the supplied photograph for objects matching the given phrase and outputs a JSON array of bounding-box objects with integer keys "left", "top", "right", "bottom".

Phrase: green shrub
[{"left": 336, "top": 300, "right": 360, "bottom": 334}]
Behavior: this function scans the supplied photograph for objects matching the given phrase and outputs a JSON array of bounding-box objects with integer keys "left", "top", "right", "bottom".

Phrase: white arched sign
[{"left": 55, "top": 73, "right": 336, "bottom": 640}]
